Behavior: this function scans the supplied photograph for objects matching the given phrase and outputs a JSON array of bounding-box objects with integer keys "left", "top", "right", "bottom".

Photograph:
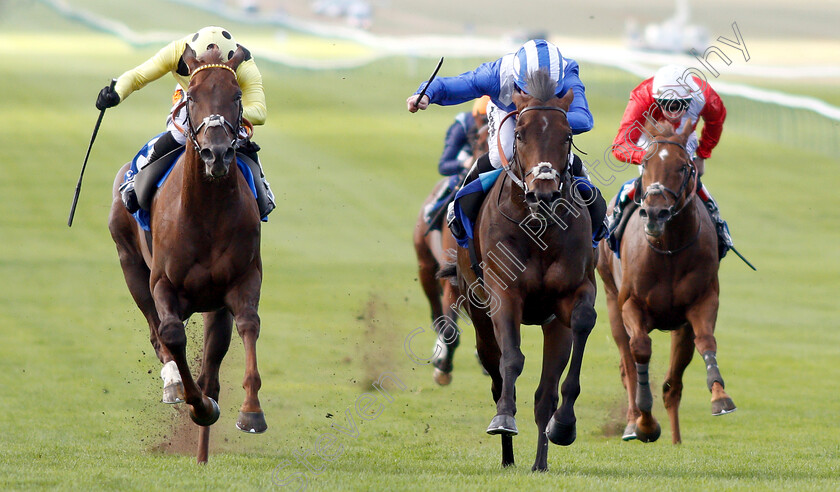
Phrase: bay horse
[
  {"left": 442, "top": 70, "right": 597, "bottom": 471},
  {"left": 597, "top": 120, "right": 736, "bottom": 444},
  {"left": 413, "top": 121, "right": 488, "bottom": 385},
  {"left": 108, "top": 45, "right": 267, "bottom": 463}
]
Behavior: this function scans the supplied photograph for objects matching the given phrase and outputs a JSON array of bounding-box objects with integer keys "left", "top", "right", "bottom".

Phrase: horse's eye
[
  {"left": 515, "top": 131, "right": 523, "bottom": 142},
  {"left": 235, "top": 92, "right": 242, "bottom": 101}
]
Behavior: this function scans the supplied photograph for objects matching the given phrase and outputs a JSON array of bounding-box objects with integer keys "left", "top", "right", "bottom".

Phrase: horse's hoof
[
  {"left": 189, "top": 397, "right": 220, "bottom": 427},
  {"left": 486, "top": 414, "right": 518, "bottom": 435},
  {"left": 433, "top": 368, "right": 452, "bottom": 386},
  {"left": 546, "top": 415, "right": 576, "bottom": 446},
  {"left": 236, "top": 410, "right": 268, "bottom": 434},
  {"left": 635, "top": 421, "right": 661, "bottom": 443},
  {"left": 621, "top": 422, "right": 637, "bottom": 441},
  {"left": 162, "top": 382, "right": 185, "bottom": 404},
  {"left": 712, "top": 397, "right": 737, "bottom": 416}
]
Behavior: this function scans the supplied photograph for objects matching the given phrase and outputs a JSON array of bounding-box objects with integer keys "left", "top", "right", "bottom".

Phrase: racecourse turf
[{"left": 0, "top": 3, "right": 839, "bottom": 491}]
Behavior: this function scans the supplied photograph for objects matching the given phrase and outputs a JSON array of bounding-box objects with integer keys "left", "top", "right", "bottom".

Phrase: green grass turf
[{"left": 1, "top": 3, "right": 839, "bottom": 491}]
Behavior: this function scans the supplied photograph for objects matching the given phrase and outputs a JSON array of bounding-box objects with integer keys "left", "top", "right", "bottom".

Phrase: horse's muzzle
[
  {"left": 200, "top": 144, "right": 235, "bottom": 178},
  {"left": 525, "top": 190, "right": 563, "bottom": 213},
  {"left": 639, "top": 206, "right": 672, "bottom": 237}
]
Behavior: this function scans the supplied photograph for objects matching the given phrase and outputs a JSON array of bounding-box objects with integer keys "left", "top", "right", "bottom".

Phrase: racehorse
[
  {"left": 441, "top": 69, "right": 598, "bottom": 471},
  {"left": 108, "top": 45, "right": 267, "bottom": 463},
  {"left": 597, "top": 120, "right": 736, "bottom": 444},
  {"left": 413, "top": 122, "right": 488, "bottom": 385}
]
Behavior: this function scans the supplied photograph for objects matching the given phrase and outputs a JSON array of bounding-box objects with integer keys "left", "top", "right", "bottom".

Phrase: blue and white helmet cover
[{"left": 512, "top": 39, "right": 564, "bottom": 94}]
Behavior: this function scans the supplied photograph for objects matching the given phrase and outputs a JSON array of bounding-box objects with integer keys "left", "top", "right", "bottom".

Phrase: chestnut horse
[
  {"left": 413, "top": 122, "right": 488, "bottom": 385},
  {"left": 597, "top": 120, "right": 736, "bottom": 444},
  {"left": 443, "top": 70, "right": 597, "bottom": 471},
  {"left": 108, "top": 45, "right": 267, "bottom": 463}
]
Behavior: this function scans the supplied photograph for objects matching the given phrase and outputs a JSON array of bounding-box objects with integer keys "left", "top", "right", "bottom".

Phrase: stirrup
[
  {"left": 446, "top": 203, "right": 465, "bottom": 240},
  {"left": 119, "top": 180, "right": 140, "bottom": 214}
]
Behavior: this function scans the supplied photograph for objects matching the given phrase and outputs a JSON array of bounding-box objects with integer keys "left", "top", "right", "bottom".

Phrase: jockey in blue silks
[{"left": 407, "top": 39, "right": 607, "bottom": 246}]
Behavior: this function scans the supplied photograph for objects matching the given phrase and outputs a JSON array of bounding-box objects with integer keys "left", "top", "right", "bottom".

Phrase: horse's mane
[
  {"left": 526, "top": 68, "right": 556, "bottom": 103},
  {"left": 643, "top": 119, "right": 676, "bottom": 139}
]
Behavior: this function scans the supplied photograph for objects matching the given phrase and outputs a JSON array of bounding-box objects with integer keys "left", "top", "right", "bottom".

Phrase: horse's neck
[
  {"left": 180, "top": 150, "right": 238, "bottom": 213},
  {"left": 653, "top": 198, "right": 701, "bottom": 250}
]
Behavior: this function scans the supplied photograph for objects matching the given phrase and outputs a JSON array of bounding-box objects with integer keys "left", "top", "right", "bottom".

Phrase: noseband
[
  {"left": 171, "top": 63, "right": 243, "bottom": 153},
  {"left": 497, "top": 106, "right": 572, "bottom": 196},
  {"left": 638, "top": 140, "right": 697, "bottom": 219}
]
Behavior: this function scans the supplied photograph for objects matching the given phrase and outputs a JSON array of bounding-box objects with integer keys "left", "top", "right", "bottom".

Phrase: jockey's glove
[{"left": 96, "top": 84, "right": 121, "bottom": 110}]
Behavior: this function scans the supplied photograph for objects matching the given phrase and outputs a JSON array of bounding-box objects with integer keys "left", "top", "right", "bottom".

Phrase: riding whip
[
  {"left": 413, "top": 57, "right": 444, "bottom": 109},
  {"left": 730, "top": 246, "right": 757, "bottom": 271},
  {"left": 68, "top": 78, "right": 116, "bottom": 227}
]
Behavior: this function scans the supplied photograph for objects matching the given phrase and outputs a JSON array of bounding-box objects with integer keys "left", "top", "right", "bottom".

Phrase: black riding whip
[
  {"left": 730, "top": 245, "right": 757, "bottom": 271},
  {"left": 413, "top": 57, "right": 444, "bottom": 109},
  {"left": 68, "top": 78, "right": 116, "bottom": 227}
]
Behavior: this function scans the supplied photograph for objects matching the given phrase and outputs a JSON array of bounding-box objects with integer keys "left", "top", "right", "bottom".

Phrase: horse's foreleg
[
  {"left": 622, "top": 298, "right": 660, "bottom": 442},
  {"left": 195, "top": 309, "right": 234, "bottom": 463},
  {"left": 473, "top": 311, "right": 513, "bottom": 467},
  {"left": 432, "top": 281, "right": 462, "bottom": 385},
  {"left": 152, "top": 278, "right": 219, "bottom": 427},
  {"left": 686, "top": 293, "right": 736, "bottom": 416},
  {"left": 547, "top": 283, "right": 596, "bottom": 447},
  {"left": 663, "top": 325, "right": 694, "bottom": 444},
  {"left": 227, "top": 273, "right": 267, "bottom": 434},
  {"left": 532, "top": 318, "right": 572, "bottom": 472},
  {"left": 486, "top": 298, "right": 524, "bottom": 440}
]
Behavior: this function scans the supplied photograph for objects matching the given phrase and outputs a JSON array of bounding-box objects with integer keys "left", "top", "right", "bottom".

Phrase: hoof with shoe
[
  {"left": 162, "top": 381, "right": 185, "bottom": 404},
  {"left": 621, "top": 422, "right": 637, "bottom": 441},
  {"left": 189, "top": 397, "right": 220, "bottom": 427},
  {"left": 546, "top": 415, "right": 576, "bottom": 446},
  {"left": 433, "top": 368, "right": 452, "bottom": 386},
  {"left": 486, "top": 414, "right": 518, "bottom": 435},
  {"left": 634, "top": 420, "right": 661, "bottom": 443},
  {"left": 236, "top": 410, "right": 268, "bottom": 433},
  {"left": 712, "top": 397, "right": 737, "bottom": 416}
]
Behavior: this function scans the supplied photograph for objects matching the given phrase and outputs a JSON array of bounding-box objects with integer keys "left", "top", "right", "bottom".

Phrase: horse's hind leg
[
  {"left": 195, "top": 309, "right": 234, "bottom": 463},
  {"left": 109, "top": 202, "right": 182, "bottom": 403},
  {"left": 686, "top": 293, "right": 736, "bottom": 416},
  {"left": 663, "top": 325, "right": 694, "bottom": 444},
  {"left": 547, "top": 283, "right": 596, "bottom": 447},
  {"left": 532, "top": 317, "right": 573, "bottom": 472}
]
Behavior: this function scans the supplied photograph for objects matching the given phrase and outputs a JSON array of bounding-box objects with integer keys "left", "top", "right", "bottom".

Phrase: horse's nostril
[
  {"left": 639, "top": 208, "right": 648, "bottom": 218},
  {"left": 223, "top": 147, "right": 235, "bottom": 164},
  {"left": 658, "top": 210, "right": 672, "bottom": 220},
  {"left": 200, "top": 148, "right": 214, "bottom": 163}
]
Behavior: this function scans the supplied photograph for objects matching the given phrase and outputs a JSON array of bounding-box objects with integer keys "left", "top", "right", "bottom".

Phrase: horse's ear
[
  {"left": 182, "top": 45, "right": 199, "bottom": 73},
  {"left": 679, "top": 119, "right": 693, "bottom": 142},
  {"left": 227, "top": 45, "right": 247, "bottom": 71},
  {"left": 557, "top": 89, "right": 574, "bottom": 111},
  {"left": 512, "top": 89, "right": 528, "bottom": 110}
]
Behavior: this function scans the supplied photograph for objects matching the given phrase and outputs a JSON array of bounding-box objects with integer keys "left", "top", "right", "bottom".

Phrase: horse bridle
[
  {"left": 638, "top": 140, "right": 697, "bottom": 218},
  {"left": 496, "top": 106, "right": 573, "bottom": 197},
  {"left": 638, "top": 139, "right": 702, "bottom": 255},
  {"left": 171, "top": 63, "right": 248, "bottom": 153}
]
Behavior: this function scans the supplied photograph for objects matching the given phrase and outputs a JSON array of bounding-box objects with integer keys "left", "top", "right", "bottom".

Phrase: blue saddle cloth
[
  {"left": 452, "top": 169, "right": 502, "bottom": 248},
  {"left": 124, "top": 133, "right": 258, "bottom": 231}
]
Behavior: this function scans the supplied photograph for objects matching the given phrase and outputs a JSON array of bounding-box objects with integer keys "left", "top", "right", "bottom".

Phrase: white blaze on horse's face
[{"left": 658, "top": 148, "right": 669, "bottom": 161}]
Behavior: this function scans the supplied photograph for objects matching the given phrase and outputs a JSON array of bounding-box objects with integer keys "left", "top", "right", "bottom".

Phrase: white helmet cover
[
  {"left": 187, "top": 26, "right": 238, "bottom": 62},
  {"left": 652, "top": 64, "right": 700, "bottom": 100}
]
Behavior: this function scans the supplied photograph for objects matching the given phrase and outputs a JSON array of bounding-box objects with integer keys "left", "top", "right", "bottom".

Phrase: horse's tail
[{"left": 437, "top": 262, "right": 458, "bottom": 286}]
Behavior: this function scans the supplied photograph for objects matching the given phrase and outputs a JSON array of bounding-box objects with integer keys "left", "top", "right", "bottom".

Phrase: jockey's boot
[
  {"left": 446, "top": 153, "right": 494, "bottom": 241},
  {"left": 606, "top": 177, "right": 640, "bottom": 252},
  {"left": 120, "top": 132, "right": 181, "bottom": 213},
  {"left": 570, "top": 155, "right": 608, "bottom": 247},
  {"left": 237, "top": 140, "right": 276, "bottom": 219},
  {"left": 697, "top": 184, "right": 733, "bottom": 259}
]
